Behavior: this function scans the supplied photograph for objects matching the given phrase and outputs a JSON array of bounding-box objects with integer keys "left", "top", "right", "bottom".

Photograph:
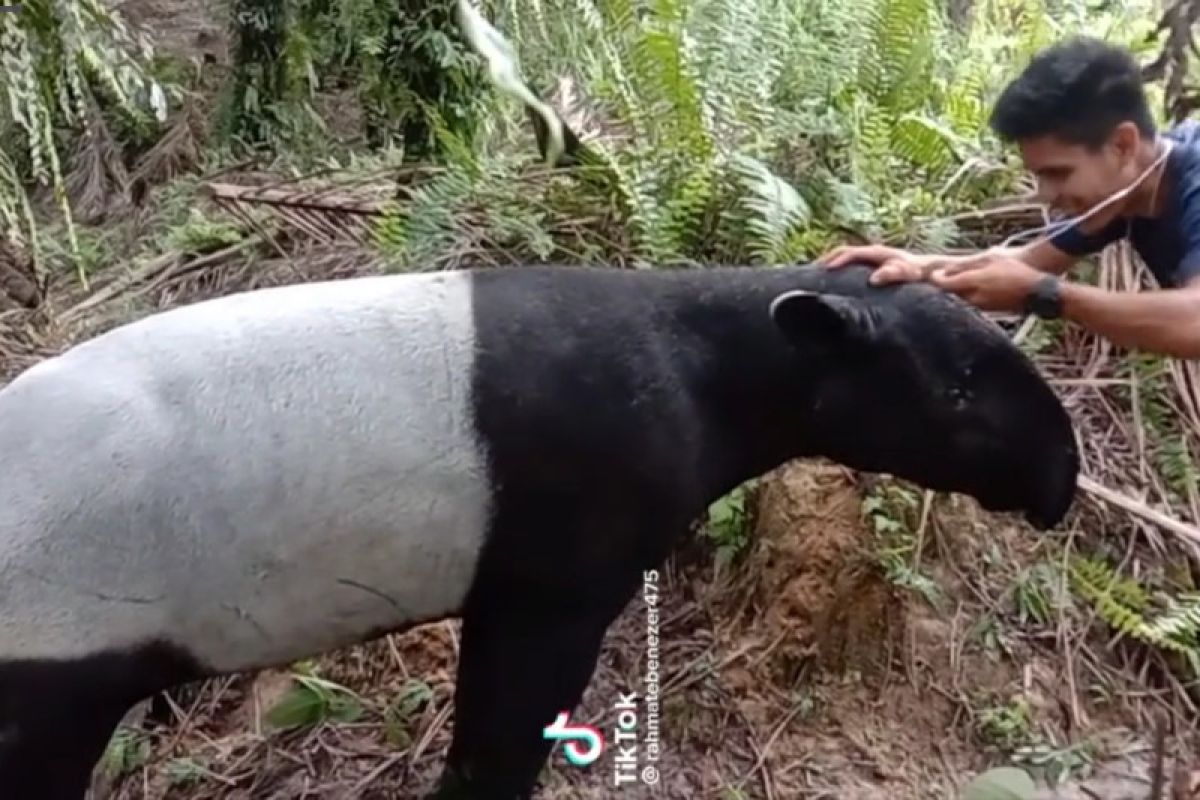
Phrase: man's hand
[
  {"left": 928, "top": 254, "right": 1044, "bottom": 312},
  {"left": 819, "top": 243, "right": 951, "bottom": 286}
]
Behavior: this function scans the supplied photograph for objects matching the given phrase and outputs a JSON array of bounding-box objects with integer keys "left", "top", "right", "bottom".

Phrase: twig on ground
[
  {"left": 1150, "top": 710, "right": 1169, "bottom": 800},
  {"left": 1077, "top": 475, "right": 1200, "bottom": 549}
]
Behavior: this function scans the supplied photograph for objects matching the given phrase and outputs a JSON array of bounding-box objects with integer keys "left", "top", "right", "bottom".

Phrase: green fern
[
  {"left": 1, "top": 0, "right": 166, "bottom": 282},
  {"left": 362, "top": 0, "right": 1158, "bottom": 270},
  {"left": 1069, "top": 556, "right": 1200, "bottom": 675},
  {"left": 730, "top": 154, "right": 810, "bottom": 263},
  {"left": 1141, "top": 594, "right": 1200, "bottom": 648},
  {"left": 891, "top": 114, "right": 965, "bottom": 177}
]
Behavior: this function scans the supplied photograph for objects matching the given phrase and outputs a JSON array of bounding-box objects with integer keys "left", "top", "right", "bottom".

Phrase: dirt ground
[{"left": 3, "top": 1, "right": 1194, "bottom": 798}]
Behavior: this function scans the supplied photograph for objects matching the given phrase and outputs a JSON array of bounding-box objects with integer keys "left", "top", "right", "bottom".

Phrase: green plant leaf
[
  {"left": 265, "top": 674, "right": 362, "bottom": 730},
  {"left": 962, "top": 766, "right": 1036, "bottom": 800}
]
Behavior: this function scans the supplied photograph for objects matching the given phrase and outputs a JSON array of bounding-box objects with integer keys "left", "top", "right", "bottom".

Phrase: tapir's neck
[{"left": 654, "top": 266, "right": 834, "bottom": 501}]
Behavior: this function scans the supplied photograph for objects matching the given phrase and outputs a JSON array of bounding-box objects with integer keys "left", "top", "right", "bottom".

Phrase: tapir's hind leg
[
  {"left": 430, "top": 571, "right": 636, "bottom": 800},
  {"left": 0, "top": 641, "right": 204, "bottom": 799}
]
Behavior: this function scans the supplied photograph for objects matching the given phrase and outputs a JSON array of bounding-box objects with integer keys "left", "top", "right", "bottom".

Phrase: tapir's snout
[
  {"left": 1023, "top": 494, "right": 1072, "bottom": 530},
  {"left": 996, "top": 423, "right": 1079, "bottom": 530},
  {"left": 961, "top": 382, "right": 1080, "bottom": 531},
  {"left": 1026, "top": 448, "right": 1080, "bottom": 530}
]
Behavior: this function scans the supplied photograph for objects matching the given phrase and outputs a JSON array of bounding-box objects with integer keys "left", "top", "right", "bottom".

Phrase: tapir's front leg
[{"left": 429, "top": 572, "right": 635, "bottom": 800}]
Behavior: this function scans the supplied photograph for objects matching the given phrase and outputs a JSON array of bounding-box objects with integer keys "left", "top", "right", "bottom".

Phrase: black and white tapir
[{"left": 0, "top": 262, "right": 1078, "bottom": 798}]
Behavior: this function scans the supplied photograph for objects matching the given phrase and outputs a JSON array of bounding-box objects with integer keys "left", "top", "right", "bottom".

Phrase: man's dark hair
[{"left": 989, "top": 36, "right": 1156, "bottom": 148}]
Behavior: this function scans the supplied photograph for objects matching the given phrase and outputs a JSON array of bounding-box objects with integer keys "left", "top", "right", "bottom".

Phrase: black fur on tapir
[{"left": 0, "top": 262, "right": 1078, "bottom": 798}]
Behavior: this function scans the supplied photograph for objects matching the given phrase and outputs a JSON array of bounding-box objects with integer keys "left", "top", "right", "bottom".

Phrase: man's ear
[
  {"left": 1110, "top": 120, "right": 1140, "bottom": 161},
  {"left": 769, "top": 290, "right": 881, "bottom": 348}
]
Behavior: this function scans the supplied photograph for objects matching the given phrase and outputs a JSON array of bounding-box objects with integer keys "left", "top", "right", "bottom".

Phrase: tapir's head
[{"left": 768, "top": 264, "right": 1079, "bottom": 529}]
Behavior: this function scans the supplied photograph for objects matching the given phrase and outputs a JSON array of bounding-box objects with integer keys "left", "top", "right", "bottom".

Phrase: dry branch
[
  {"left": 1078, "top": 476, "right": 1200, "bottom": 548},
  {"left": 204, "top": 182, "right": 388, "bottom": 217},
  {"left": 59, "top": 234, "right": 266, "bottom": 325},
  {"left": 203, "top": 182, "right": 390, "bottom": 248}
]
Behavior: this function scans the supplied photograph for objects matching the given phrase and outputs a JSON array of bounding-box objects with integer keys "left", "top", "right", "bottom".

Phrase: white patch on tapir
[{"left": 0, "top": 271, "right": 492, "bottom": 672}]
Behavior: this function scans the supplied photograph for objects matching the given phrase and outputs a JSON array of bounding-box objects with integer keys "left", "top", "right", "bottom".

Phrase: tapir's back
[{"left": 0, "top": 271, "right": 493, "bottom": 672}]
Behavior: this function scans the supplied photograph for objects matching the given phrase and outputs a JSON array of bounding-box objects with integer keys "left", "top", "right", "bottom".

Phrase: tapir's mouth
[
  {"left": 974, "top": 485, "right": 1074, "bottom": 531},
  {"left": 1027, "top": 484, "right": 1077, "bottom": 530},
  {"left": 1023, "top": 508, "right": 1058, "bottom": 530}
]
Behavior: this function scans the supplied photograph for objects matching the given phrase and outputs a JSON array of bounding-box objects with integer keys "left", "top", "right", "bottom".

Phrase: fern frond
[
  {"left": 1069, "top": 555, "right": 1200, "bottom": 666},
  {"left": 891, "top": 113, "right": 964, "bottom": 177},
  {"left": 731, "top": 154, "right": 810, "bottom": 263},
  {"left": 1140, "top": 594, "right": 1200, "bottom": 648},
  {"left": 1069, "top": 555, "right": 1152, "bottom": 612}
]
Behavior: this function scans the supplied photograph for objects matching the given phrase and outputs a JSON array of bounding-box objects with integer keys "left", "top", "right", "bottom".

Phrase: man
[{"left": 820, "top": 36, "right": 1200, "bottom": 359}]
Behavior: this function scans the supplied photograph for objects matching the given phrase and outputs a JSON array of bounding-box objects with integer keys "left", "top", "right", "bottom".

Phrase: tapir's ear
[{"left": 769, "top": 290, "right": 880, "bottom": 347}]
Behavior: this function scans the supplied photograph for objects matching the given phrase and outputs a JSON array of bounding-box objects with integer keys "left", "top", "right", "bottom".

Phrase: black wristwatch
[{"left": 1025, "top": 274, "right": 1063, "bottom": 320}]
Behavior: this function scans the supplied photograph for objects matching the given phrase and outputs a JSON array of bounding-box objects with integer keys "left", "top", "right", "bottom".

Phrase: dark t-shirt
[{"left": 1049, "top": 119, "right": 1200, "bottom": 288}]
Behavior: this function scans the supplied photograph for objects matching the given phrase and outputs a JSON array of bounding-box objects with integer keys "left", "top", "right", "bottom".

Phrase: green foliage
[
  {"left": 1009, "top": 560, "right": 1065, "bottom": 626},
  {"left": 1012, "top": 738, "right": 1097, "bottom": 788},
  {"left": 1068, "top": 554, "right": 1200, "bottom": 678},
  {"left": 862, "top": 481, "right": 943, "bottom": 607},
  {"left": 976, "top": 695, "right": 1035, "bottom": 750},
  {"left": 362, "top": 0, "right": 1157, "bottom": 270},
  {"left": 730, "top": 154, "right": 812, "bottom": 264},
  {"left": 222, "top": 0, "right": 487, "bottom": 159},
  {"left": 166, "top": 208, "right": 246, "bottom": 255},
  {"left": 164, "top": 757, "right": 209, "bottom": 787},
  {"left": 962, "top": 766, "right": 1036, "bottom": 800},
  {"left": 222, "top": 0, "right": 296, "bottom": 146},
  {"left": 371, "top": 127, "right": 599, "bottom": 269},
  {"left": 382, "top": 678, "right": 435, "bottom": 747},
  {"left": 0, "top": 0, "right": 167, "bottom": 278},
  {"left": 101, "top": 726, "right": 152, "bottom": 778},
  {"left": 701, "top": 481, "right": 757, "bottom": 573},
  {"left": 265, "top": 666, "right": 364, "bottom": 729}
]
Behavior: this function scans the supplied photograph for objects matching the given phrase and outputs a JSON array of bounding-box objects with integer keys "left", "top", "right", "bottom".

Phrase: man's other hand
[
  {"left": 929, "top": 254, "right": 1045, "bottom": 312},
  {"left": 817, "top": 243, "right": 943, "bottom": 286}
]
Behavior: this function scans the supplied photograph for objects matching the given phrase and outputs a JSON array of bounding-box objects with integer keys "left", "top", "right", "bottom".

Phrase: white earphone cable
[{"left": 996, "top": 136, "right": 1174, "bottom": 250}]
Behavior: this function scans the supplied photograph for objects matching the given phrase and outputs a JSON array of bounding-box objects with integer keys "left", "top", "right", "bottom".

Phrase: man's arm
[
  {"left": 1055, "top": 174, "right": 1200, "bottom": 358},
  {"left": 1058, "top": 277, "right": 1200, "bottom": 358}
]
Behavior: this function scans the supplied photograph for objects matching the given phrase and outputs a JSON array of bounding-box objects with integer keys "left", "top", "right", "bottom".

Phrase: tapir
[{"left": 0, "top": 262, "right": 1079, "bottom": 798}]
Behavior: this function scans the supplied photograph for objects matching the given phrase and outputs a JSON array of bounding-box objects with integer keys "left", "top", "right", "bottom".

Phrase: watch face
[
  {"left": 1026, "top": 277, "right": 1060, "bottom": 319},
  {"left": 1034, "top": 279, "right": 1061, "bottom": 318}
]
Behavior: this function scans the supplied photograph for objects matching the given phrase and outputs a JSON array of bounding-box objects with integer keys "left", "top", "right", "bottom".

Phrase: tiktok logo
[{"left": 542, "top": 711, "right": 605, "bottom": 766}]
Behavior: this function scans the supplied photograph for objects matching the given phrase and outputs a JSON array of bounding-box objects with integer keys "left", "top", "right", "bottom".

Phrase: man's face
[{"left": 1016, "top": 121, "right": 1142, "bottom": 231}]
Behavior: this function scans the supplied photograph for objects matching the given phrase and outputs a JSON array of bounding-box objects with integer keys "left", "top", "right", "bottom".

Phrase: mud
[{"left": 749, "top": 461, "right": 904, "bottom": 681}]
